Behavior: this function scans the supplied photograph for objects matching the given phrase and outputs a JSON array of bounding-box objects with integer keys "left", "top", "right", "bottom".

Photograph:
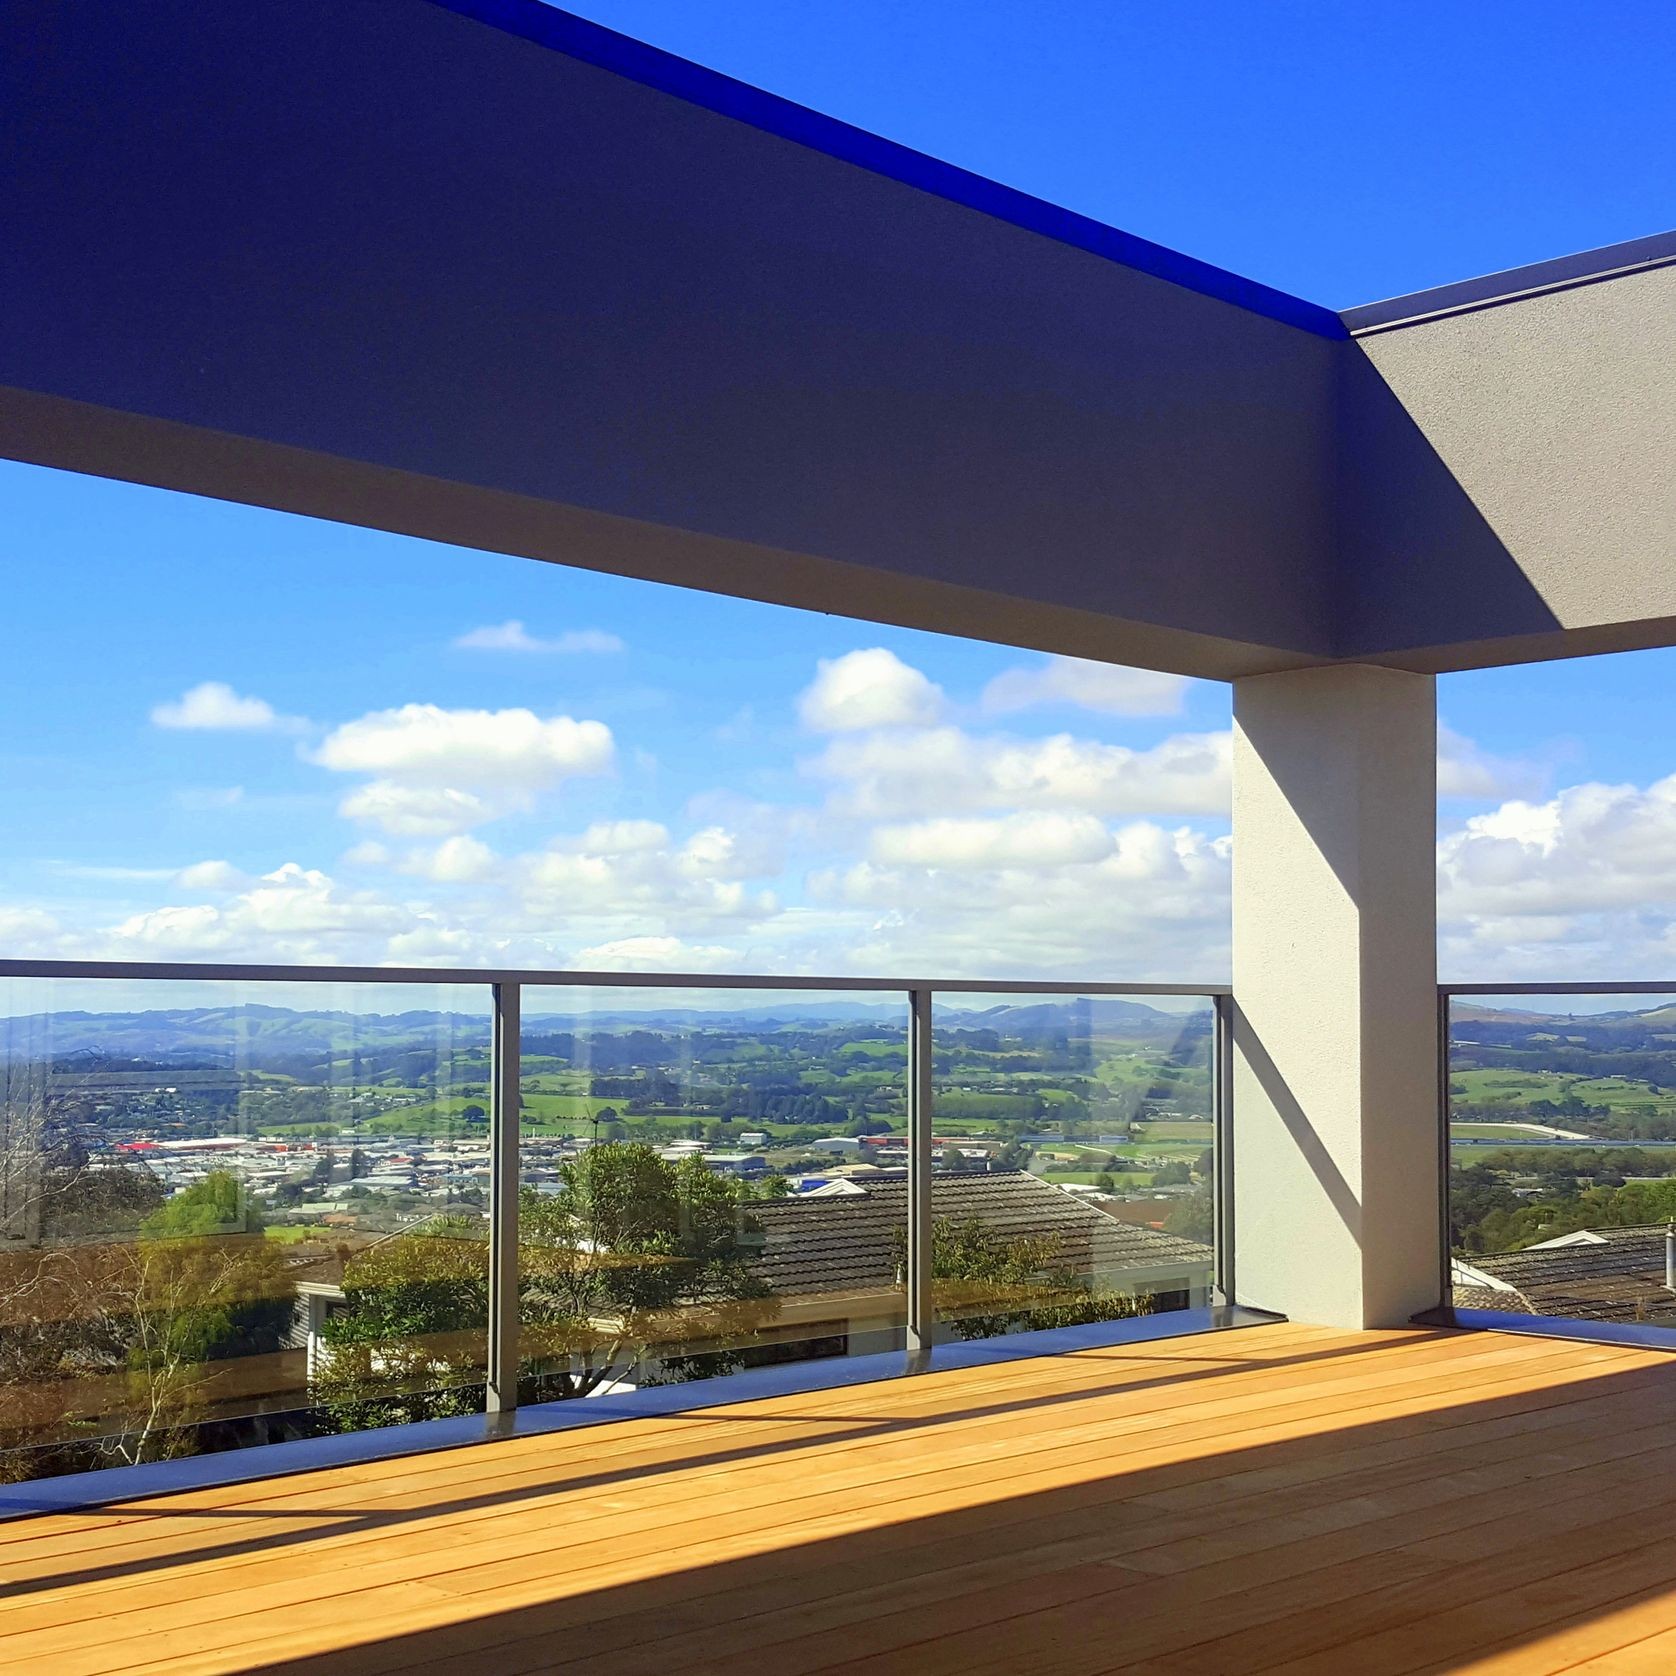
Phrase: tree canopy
[{"left": 315, "top": 1143, "right": 776, "bottom": 1426}]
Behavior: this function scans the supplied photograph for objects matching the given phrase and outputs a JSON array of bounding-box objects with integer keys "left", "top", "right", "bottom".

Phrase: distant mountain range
[
  {"left": 1454, "top": 1001, "right": 1676, "bottom": 1030},
  {"left": 0, "top": 994, "right": 1208, "bottom": 1060}
]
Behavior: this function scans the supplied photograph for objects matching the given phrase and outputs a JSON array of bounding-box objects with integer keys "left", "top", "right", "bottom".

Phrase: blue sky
[
  {"left": 4, "top": 1, "right": 1676, "bottom": 987},
  {"left": 565, "top": 0, "right": 1676, "bottom": 308}
]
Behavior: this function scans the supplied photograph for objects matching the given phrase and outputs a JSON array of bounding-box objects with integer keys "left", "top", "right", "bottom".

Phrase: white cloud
[
  {"left": 807, "top": 726, "right": 1232, "bottom": 820},
  {"left": 0, "top": 905, "right": 64, "bottom": 954},
  {"left": 338, "top": 781, "right": 496, "bottom": 837},
  {"left": 104, "top": 863, "right": 408, "bottom": 960},
  {"left": 676, "top": 826, "right": 767, "bottom": 880},
  {"left": 1440, "top": 776, "right": 1676, "bottom": 921},
  {"left": 151, "top": 682, "right": 305, "bottom": 733},
  {"left": 520, "top": 840, "right": 774, "bottom": 929},
  {"left": 315, "top": 704, "right": 613, "bottom": 788},
  {"left": 172, "top": 860, "right": 249, "bottom": 893},
  {"left": 401, "top": 835, "right": 497, "bottom": 884},
  {"left": 798, "top": 649, "right": 945, "bottom": 733},
  {"left": 981, "top": 656, "right": 1190, "bottom": 718},
  {"left": 314, "top": 704, "right": 614, "bottom": 834},
  {"left": 1436, "top": 772, "right": 1676, "bottom": 980},
  {"left": 562, "top": 820, "right": 671, "bottom": 856},
  {"left": 1437, "top": 723, "right": 1542, "bottom": 801},
  {"left": 385, "top": 926, "right": 492, "bottom": 964},
  {"left": 870, "top": 812, "right": 1115, "bottom": 870},
  {"left": 571, "top": 935, "right": 741, "bottom": 972},
  {"left": 810, "top": 821, "right": 1231, "bottom": 978},
  {"left": 341, "top": 840, "right": 393, "bottom": 869},
  {"left": 107, "top": 902, "right": 228, "bottom": 952},
  {"left": 454, "top": 621, "right": 625, "bottom": 654}
]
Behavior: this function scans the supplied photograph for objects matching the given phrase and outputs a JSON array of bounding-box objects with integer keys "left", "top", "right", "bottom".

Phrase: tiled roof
[
  {"left": 1457, "top": 1226, "right": 1676, "bottom": 1325},
  {"left": 749, "top": 1170, "right": 1213, "bottom": 1300}
]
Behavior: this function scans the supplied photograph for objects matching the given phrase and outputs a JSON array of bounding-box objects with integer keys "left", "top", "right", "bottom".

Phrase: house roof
[
  {"left": 1455, "top": 1226, "right": 1676, "bottom": 1326},
  {"left": 749, "top": 1170, "right": 1213, "bottom": 1302}
]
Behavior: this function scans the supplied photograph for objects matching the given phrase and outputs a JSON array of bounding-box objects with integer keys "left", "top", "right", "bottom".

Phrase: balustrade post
[
  {"left": 906, "top": 986, "right": 934, "bottom": 1368},
  {"left": 486, "top": 981, "right": 521, "bottom": 1417}
]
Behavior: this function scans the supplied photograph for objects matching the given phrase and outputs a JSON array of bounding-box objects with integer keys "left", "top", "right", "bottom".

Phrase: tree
[
  {"left": 1094, "top": 1171, "right": 1118, "bottom": 1195},
  {"left": 0, "top": 1170, "right": 294, "bottom": 1476},
  {"left": 909, "top": 1216, "right": 1152, "bottom": 1341},
  {"left": 314, "top": 1224, "right": 489, "bottom": 1431},
  {"left": 113, "top": 1178, "right": 294, "bottom": 1460},
  {"left": 1163, "top": 1186, "right": 1214, "bottom": 1244},
  {"left": 1000, "top": 1141, "right": 1033, "bottom": 1172},
  {"left": 519, "top": 1146, "right": 775, "bottom": 1397},
  {"left": 314, "top": 1145, "right": 777, "bottom": 1427}
]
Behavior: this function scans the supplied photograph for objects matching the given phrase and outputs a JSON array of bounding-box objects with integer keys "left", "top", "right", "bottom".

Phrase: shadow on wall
[{"left": 1333, "top": 342, "right": 1562, "bottom": 662}]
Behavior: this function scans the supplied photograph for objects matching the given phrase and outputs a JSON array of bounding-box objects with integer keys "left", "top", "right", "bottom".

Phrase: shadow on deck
[{"left": 4, "top": 1323, "right": 1676, "bottom": 1675}]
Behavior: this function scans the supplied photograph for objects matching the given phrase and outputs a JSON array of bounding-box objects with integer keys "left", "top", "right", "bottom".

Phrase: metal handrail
[
  {"left": 0, "top": 958, "right": 1228, "bottom": 996},
  {"left": 1441, "top": 981, "right": 1676, "bottom": 996}
]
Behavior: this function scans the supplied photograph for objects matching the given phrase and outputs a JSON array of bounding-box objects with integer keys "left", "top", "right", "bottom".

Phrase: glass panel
[
  {"left": 926, "top": 992, "right": 1216, "bottom": 1341},
  {"left": 1448, "top": 991, "right": 1676, "bottom": 1331},
  {"left": 516, "top": 988, "right": 908, "bottom": 1398},
  {"left": 0, "top": 977, "right": 491, "bottom": 1483}
]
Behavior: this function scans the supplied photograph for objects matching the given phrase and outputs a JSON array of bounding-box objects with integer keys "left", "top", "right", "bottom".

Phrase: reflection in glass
[
  {"left": 926, "top": 993, "right": 1217, "bottom": 1340},
  {"left": 516, "top": 989, "right": 909, "bottom": 1397},
  {"left": 1448, "top": 992, "right": 1676, "bottom": 1332},
  {"left": 0, "top": 979, "right": 491, "bottom": 1483}
]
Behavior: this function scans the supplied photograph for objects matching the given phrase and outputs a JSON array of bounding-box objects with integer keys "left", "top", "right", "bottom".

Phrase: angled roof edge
[
  {"left": 425, "top": 0, "right": 1347, "bottom": 340},
  {"left": 1343, "top": 227, "right": 1676, "bottom": 335}
]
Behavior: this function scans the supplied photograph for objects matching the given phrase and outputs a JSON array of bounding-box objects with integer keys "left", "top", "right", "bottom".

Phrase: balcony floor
[{"left": 5, "top": 1324, "right": 1676, "bottom": 1675}]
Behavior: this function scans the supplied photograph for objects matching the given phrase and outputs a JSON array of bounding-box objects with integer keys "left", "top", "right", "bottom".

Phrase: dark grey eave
[{"left": 427, "top": 0, "right": 1345, "bottom": 340}]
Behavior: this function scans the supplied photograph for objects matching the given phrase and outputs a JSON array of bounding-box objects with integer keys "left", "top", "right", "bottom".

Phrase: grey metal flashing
[
  {"left": 1343, "top": 229, "right": 1676, "bottom": 335},
  {"left": 0, "top": 1306, "right": 1283, "bottom": 1522},
  {"left": 1415, "top": 1306, "right": 1676, "bottom": 1354}
]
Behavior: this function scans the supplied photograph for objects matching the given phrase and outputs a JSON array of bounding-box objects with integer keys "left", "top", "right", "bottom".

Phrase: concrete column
[{"left": 1231, "top": 664, "right": 1440, "bottom": 1329}]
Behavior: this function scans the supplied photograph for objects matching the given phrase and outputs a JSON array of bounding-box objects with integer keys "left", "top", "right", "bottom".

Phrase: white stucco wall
[{"left": 1231, "top": 665, "right": 1441, "bottom": 1328}]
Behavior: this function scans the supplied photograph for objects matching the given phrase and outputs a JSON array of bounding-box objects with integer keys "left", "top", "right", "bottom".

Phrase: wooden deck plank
[
  {"left": 1, "top": 1333, "right": 1632, "bottom": 1639},
  {"left": 0, "top": 1323, "right": 1671, "bottom": 1676},
  {"left": 0, "top": 1319, "right": 1357, "bottom": 1556},
  {"left": 19, "top": 1374, "right": 1669, "bottom": 1649},
  {"left": 0, "top": 1325, "right": 1585, "bottom": 1590},
  {"left": 0, "top": 1320, "right": 1622, "bottom": 1582}
]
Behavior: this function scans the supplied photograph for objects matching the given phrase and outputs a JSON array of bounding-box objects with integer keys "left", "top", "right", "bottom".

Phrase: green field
[
  {"left": 1137, "top": 1120, "right": 1214, "bottom": 1141},
  {"left": 1452, "top": 1067, "right": 1675, "bottom": 1113},
  {"left": 1449, "top": 1119, "right": 1589, "bottom": 1139},
  {"left": 1034, "top": 1169, "right": 1154, "bottom": 1188},
  {"left": 262, "top": 1225, "right": 322, "bottom": 1243}
]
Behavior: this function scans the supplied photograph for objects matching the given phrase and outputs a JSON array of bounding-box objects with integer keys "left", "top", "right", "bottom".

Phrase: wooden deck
[{"left": 5, "top": 1323, "right": 1676, "bottom": 1675}]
